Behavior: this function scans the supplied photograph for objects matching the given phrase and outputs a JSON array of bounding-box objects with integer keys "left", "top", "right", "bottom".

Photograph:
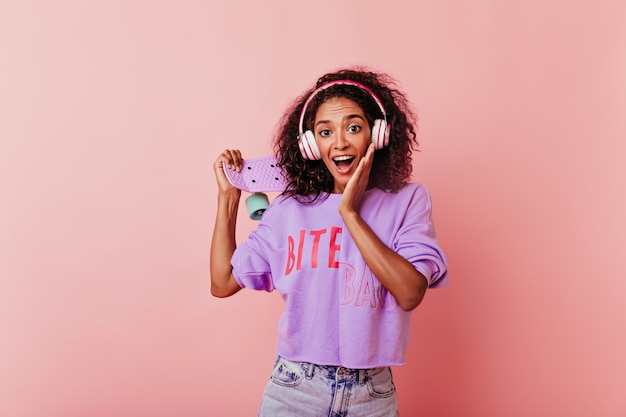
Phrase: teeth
[{"left": 333, "top": 156, "right": 353, "bottom": 161}]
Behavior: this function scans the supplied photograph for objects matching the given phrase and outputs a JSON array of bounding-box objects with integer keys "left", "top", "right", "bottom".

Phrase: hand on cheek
[{"left": 340, "top": 144, "right": 375, "bottom": 214}]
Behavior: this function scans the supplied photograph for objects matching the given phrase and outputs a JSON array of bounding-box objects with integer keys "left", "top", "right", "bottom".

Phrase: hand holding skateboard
[{"left": 222, "top": 155, "right": 287, "bottom": 220}]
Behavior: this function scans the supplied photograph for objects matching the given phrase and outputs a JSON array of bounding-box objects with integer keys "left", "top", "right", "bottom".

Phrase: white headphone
[{"left": 297, "top": 80, "right": 391, "bottom": 160}]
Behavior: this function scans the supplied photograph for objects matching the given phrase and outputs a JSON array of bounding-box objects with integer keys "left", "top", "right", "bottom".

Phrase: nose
[{"left": 333, "top": 130, "right": 348, "bottom": 149}]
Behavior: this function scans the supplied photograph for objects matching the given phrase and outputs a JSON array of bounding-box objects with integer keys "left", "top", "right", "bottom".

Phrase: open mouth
[{"left": 333, "top": 156, "right": 355, "bottom": 173}]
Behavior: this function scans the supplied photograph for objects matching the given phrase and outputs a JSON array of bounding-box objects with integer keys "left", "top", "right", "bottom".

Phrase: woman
[{"left": 211, "top": 67, "right": 448, "bottom": 416}]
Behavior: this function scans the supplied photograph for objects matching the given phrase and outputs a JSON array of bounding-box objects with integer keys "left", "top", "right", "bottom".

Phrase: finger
[
  {"left": 364, "top": 143, "right": 375, "bottom": 163},
  {"left": 356, "top": 144, "right": 375, "bottom": 178},
  {"left": 220, "top": 149, "right": 243, "bottom": 172},
  {"left": 227, "top": 149, "right": 243, "bottom": 171}
]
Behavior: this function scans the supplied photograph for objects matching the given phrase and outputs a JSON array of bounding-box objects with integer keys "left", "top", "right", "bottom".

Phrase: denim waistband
[{"left": 280, "top": 356, "right": 389, "bottom": 385}]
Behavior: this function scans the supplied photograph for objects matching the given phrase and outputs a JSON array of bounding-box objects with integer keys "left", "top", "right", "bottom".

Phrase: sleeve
[
  {"left": 394, "top": 184, "right": 449, "bottom": 288},
  {"left": 230, "top": 206, "right": 277, "bottom": 292}
]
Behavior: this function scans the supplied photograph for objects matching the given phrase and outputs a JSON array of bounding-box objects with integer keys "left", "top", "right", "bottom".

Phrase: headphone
[{"left": 297, "top": 80, "right": 391, "bottom": 160}]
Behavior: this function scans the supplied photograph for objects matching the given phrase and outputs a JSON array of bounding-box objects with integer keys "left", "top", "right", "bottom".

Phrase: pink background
[{"left": 1, "top": 1, "right": 625, "bottom": 416}]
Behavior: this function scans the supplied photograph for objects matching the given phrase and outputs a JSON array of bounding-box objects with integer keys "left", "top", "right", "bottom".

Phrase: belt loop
[
  {"left": 302, "top": 362, "right": 314, "bottom": 379},
  {"left": 358, "top": 369, "right": 366, "bottom": 385}
]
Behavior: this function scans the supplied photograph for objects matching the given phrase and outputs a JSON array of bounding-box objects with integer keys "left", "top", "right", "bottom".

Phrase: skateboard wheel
[{"left": 246, "top": 193, "right": 270, "bottom": 220}]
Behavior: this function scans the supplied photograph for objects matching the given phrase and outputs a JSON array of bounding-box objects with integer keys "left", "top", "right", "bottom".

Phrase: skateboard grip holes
[{"left": 223, "top": 155, "right": 286, "bottom": 195}]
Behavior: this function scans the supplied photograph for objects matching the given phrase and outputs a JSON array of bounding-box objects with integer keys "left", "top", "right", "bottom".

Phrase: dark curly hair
[{"left": 273, "top": 67, "right": 419, "bottom": 203}]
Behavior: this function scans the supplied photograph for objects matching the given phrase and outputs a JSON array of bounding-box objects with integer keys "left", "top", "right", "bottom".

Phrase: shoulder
[
  {"left": 368, "top": 182, "right": 430, "bottom": 202},
  {"left": 256, "top": 194, "right": 324, "bottom": 223},
  {"left": 363, "top": 183, "right": 433, "bottom": 219}
]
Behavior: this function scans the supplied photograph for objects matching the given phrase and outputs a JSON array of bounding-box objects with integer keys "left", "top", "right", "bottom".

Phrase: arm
[
  {"left": 339, "top": 145, "right": 428, "bottom": 311},
  {"left": 210, "top": 149, "right": 244, "bottom": 298}
]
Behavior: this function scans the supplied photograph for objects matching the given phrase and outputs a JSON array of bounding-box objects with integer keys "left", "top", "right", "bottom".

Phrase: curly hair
[{"left": 273, "top": 67, "right": 419, "bottom": 203}]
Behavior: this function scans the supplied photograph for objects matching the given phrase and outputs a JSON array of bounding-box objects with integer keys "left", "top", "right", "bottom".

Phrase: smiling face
[{"left": 313, "top": 97, "right": 372, "bottom": 193}]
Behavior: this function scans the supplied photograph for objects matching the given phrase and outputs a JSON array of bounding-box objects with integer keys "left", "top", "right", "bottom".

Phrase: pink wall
[{"left": 1, "top": 1, "right": 624, "bottom": 416}]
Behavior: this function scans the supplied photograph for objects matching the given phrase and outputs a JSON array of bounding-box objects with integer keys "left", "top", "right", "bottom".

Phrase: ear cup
[
  {"left": 298, "top": 130, "right": 321, "bottom": 160},
  {"left": 371, "top": 119, "right": 390, "bottom": 149}
]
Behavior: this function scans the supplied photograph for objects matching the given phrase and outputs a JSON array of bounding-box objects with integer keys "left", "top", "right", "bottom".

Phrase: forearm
[
  {"left": 340, "top": 210, "right": 428, "bottom": 311},
  {"left": 210, "top": 191, "right": 242, "bottom": 297}
]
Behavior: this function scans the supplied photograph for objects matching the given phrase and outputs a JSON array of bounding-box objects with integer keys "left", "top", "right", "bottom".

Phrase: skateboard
[{"left": 222, "top": 155, "right": 287, "bottom": 220}]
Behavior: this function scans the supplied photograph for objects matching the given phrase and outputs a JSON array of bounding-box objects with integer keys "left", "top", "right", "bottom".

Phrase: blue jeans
[{"left": 258, "top": 356, "right": 399, "bottom": 417}]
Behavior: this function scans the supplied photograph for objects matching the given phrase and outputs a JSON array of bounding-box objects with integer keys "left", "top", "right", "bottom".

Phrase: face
[{"left": 313, "top": 97, "right": 371, "bottom": 193}]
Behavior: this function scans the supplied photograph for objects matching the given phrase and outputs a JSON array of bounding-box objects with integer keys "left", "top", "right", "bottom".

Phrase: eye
[
  {"left": 318, "top": 129, "right": 332, "bottom": 137},
  {"left": 347, "top": 124, "right": 361, "bottom": 133}
]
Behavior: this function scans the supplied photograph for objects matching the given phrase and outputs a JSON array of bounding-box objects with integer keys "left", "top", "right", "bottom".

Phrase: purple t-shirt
[{"left": 231, "top": 183, "right": 448, "bottom": 369}]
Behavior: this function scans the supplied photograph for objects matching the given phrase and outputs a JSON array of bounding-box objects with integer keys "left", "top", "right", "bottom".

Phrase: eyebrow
[{"left": 315, "top": 114, "right": 365, "bottom": 128}]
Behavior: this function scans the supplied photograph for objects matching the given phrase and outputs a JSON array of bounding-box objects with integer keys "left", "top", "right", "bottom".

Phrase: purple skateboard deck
[{"left": 222, "top": 155, "right": 287, "bottom": 193}]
